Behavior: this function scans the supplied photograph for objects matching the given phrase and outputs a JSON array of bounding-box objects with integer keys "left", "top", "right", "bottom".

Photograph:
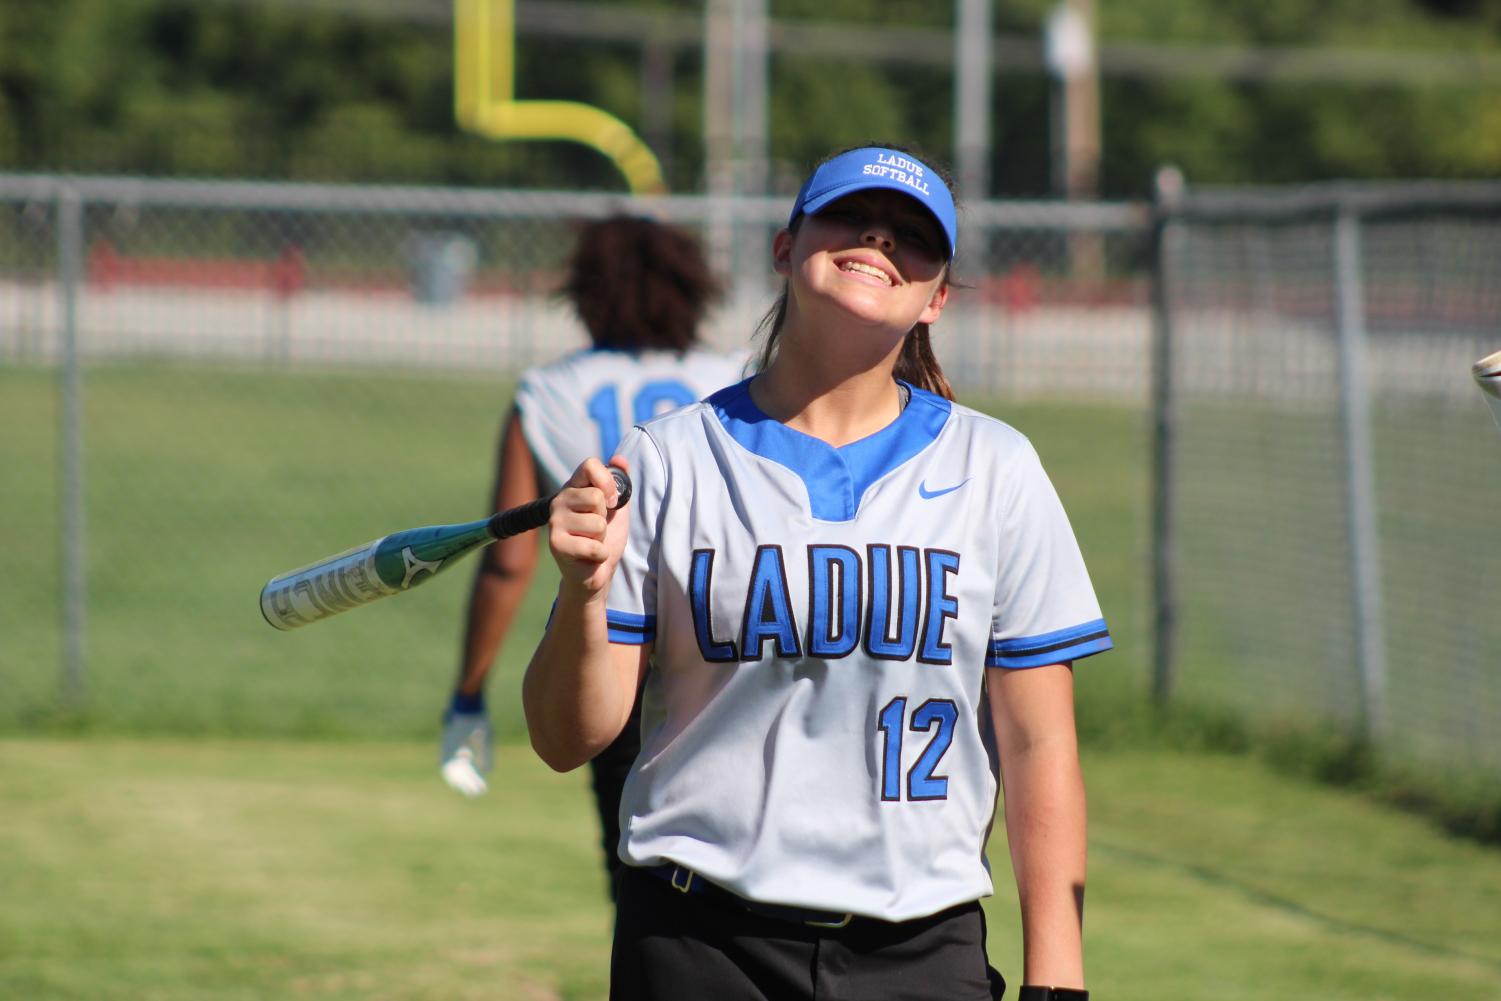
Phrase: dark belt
[{"left": 646, "top": 863, "right": 855, "bottom": 929}]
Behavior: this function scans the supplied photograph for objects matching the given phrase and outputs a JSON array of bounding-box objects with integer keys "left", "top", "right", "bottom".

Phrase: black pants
[
  {"left": 610, "top": 865, "right": 1006, "bottom": 1001},
  {"left": 588, "top": 696, "right": 642, "bottom": 899}
]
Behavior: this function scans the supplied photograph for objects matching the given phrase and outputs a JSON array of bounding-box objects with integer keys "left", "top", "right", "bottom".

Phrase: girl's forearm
[
  {"left": 1004, "top": 739, "right": 1088, "bottom": 988},
  {"left": 521, "top": 582, "right": 633, "bottom": 772}
]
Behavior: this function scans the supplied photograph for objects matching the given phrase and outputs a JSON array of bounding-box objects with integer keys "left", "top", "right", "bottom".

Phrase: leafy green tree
[{"left": 2, "top": 0, "right": 1500, "bottom": 194}]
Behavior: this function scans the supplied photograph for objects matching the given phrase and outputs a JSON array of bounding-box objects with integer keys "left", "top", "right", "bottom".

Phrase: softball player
[
  {"left": 439, "top": 214, "right": 746, "bottom": 897},
  {"left": 528, "top": 146, "right": 1107, "bottom": 1001}
]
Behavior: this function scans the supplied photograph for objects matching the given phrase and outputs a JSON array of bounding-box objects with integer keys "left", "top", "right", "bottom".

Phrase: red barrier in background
[{"left": 88, "top": 241, "right": 305, "bottom": 298}]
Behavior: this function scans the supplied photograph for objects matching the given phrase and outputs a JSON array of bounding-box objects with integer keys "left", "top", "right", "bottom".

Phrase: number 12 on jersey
[{"left": 877, "top": 697, "right": 957, "bottom": 801}]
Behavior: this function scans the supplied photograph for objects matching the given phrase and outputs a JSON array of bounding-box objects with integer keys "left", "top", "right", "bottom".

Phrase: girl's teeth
[{"left": 842, "top": 261, "right": 891, "bottom": 285}]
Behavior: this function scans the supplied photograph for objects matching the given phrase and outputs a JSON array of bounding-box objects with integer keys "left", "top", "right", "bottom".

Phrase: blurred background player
[{"left": 439, "top": 214, "right": 747, "bottom": 897}]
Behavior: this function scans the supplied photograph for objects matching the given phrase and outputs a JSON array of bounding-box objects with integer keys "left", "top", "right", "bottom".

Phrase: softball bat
[{"left": 260, "top": 466, "right": 631, "bottom": 630}]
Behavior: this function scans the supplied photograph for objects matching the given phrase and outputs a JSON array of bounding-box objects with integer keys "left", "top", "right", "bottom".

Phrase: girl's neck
[{"left": 751, "top": 336, "right": 906, "bottom": 448}]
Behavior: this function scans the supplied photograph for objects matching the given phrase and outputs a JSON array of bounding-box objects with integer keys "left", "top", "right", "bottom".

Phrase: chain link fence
[
  {"left": 0, "top": 174, "right": 1149, "bottom": 740},
  {"left": 1150, "top": 178, "right": 1501, "bottom": 779},
  {"left": 8, "top": 171, "right": 1498, "bottom": 788}
]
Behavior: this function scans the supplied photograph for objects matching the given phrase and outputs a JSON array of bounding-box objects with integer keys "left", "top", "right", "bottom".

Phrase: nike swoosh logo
[{"left": 918, "top": 478, "right": 971, "bottom": 500}]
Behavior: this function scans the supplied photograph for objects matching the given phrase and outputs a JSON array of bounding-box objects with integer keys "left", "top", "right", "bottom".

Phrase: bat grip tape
[
  {"left": 487, "top": 497, "right": 551, "bottom": 540},
  {"left": 485, "top": 467, "right": 632, "bottom": 541}
]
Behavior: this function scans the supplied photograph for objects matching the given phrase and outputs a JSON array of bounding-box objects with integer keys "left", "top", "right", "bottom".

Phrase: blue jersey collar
[{"left": 707, "top": 378, "right": 952, "bottom": 522}]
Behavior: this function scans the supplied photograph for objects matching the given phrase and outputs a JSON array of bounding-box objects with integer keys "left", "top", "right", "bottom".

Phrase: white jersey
[
  {"left": 604, "top": 378, "right": 1112, "bottom": 922},
  {"left": 514, "top": 347, "right": 750, "bottom": 494}
]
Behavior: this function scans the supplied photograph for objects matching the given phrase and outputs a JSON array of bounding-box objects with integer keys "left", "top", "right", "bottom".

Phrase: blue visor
[{"left": 788, "top": 147, "right": 957, "bottom": 259}]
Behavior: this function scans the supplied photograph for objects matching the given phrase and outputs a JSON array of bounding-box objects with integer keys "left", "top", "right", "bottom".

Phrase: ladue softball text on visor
[{"left": 788, "top": 147, "right": 958, "bottom": 260}]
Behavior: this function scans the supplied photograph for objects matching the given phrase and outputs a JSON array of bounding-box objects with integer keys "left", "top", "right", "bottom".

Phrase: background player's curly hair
[{"left": 560, "top": 215, "right": 723, "bottom": 353}]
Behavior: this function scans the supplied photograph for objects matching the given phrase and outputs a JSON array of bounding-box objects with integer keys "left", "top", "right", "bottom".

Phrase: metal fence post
[
  {"left": 1333, "top": 205, "right": 1386, "bottom": 741},
  {"left": 56, "top": 182, "right": 87, "bottom": 709},
  {"left": 1149, "top": 166, "right": 1184, "bottom": 704}
]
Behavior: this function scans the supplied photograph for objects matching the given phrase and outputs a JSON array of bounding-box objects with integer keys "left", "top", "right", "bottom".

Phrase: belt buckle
[
  {"left": 803, "top": 912, "right": 853, "bottom": 929},
  {"left": 669, "top": 865, "right": 695, "bottom": 894}
]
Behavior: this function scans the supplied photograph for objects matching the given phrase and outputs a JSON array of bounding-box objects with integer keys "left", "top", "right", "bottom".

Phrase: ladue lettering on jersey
[{"left": 689, "top": 544, "right": 961, "bottom": 665}]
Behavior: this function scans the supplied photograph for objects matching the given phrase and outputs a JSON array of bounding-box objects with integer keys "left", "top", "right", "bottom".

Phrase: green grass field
[
  {"left": 2, "top": 738, "right": 1499, "bottom": 1001},
  {"left": 0, "top": 363, "right": 1151, "bottom": 738},
  {"left": 4, "top": 362, "right": 1500, "bottom": 998}
]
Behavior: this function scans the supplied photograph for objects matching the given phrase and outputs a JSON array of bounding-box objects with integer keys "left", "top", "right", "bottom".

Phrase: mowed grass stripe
[
  {"left": 0, "top": 739, "right": 614, "bottom": 1001},
  {"left": 3, "top": 739, "right": 1499, "bottom": 1001},
  {"left": 996, "top": 749, "right": 1501, "bottom": 1000}
]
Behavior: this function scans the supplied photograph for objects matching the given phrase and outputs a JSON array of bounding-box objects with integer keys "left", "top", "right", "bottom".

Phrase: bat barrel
[
  {"left": 260, "top": 468, "right": 633, "bottom": 631},
  {"left": 260, "top": 539, "right": 396, "bottom": 631}
]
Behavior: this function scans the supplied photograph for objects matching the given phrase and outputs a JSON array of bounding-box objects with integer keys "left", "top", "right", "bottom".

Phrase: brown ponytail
[
  {"left": 751, "top": 288, "right": 789, "bottom": 377},
  {"left": 893, "top": 322, "right": 955, "bottom": 401}
]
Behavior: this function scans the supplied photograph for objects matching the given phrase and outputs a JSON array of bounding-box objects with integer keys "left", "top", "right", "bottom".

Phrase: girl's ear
[
  {"left": 772, "top": 228, "right": 794, "bottom": 277},
  {"left": 918, "top": 281, "right": 950, "bottom": 326}
]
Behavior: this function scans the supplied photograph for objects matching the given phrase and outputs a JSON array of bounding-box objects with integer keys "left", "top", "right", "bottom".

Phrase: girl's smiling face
[{"left": 774, "top": 188, "right": 950, "bottom": 337}]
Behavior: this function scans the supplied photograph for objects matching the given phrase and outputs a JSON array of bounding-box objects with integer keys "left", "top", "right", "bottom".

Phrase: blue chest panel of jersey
[{"left": 706, "top": 379, "right": 952, "bottom": 522}]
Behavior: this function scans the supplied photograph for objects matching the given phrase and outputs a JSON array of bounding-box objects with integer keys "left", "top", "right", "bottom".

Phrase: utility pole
[
  {"left": 703, "top": 0, "right": 736, "bottom": 285},
  {"left": 734, "top": 0, "right": 770, "bottom": 305},
  {"left": 955, "top": 0, "right": 992, "bottom": 205},
  {"left": 1045, "top": 0, "right": 1103, "bottom": 280},
  {"left": 1045, "top": 0, "right": 1099, "bottom": 200},
  {"left": 704, "top": 0, "right": 770, "bottom": 304},
  {"left": 953, "top": 0, "right": 993, "bottom": 392},
  {"left": 734, "top": 0, "right": 768, "bottom": 202},
  {"left": 640, "top": 40, "right": 675, "bottom": 184}
]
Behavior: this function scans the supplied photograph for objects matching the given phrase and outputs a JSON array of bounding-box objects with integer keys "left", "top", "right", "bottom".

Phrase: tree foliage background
[{"left": 1, "top": 0, "right": 1499, "bottom": 197}]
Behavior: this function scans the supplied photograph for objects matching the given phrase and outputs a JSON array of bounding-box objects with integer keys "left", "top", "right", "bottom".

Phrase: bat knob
[{"left": 609, "top": 466, "right": 633, "bottom": 510}]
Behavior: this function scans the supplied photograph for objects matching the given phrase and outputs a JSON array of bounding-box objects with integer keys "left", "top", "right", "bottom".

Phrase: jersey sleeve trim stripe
[
  {"left": 986, "top": 618, "right": 1113, "bottom": 668},
  {"left": 605, "top": 609, "right": 656, "bottom": 645}
]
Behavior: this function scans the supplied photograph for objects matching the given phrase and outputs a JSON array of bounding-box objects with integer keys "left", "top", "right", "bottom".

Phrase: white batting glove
[{"left": 440, "top": 692, "right": 493, "bottom": 798}]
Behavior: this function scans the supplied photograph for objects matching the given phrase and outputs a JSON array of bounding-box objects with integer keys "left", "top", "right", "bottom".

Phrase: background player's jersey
[
  {"left": 514, "top": 347, "right": 749, "bottom": 494},
  {"left": 606, "top": 379, "right": 1112, "bottom": 922}
]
